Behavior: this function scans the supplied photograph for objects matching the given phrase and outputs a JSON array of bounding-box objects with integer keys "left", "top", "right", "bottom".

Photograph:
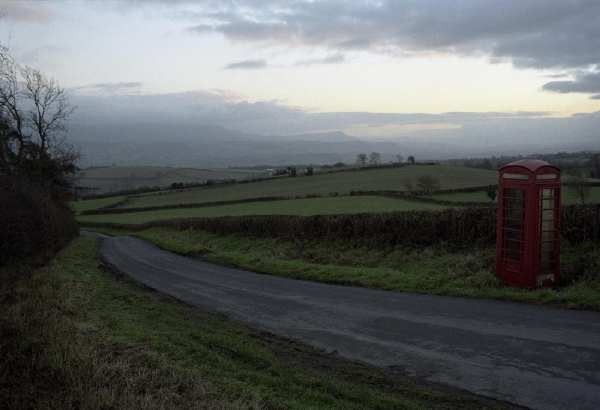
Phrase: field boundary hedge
[
  {"left": 80, "top": 187, "right": 499, "bottom": 216},
  {"left": 80, "top": 204, "right": 600, "bottom": 249}
]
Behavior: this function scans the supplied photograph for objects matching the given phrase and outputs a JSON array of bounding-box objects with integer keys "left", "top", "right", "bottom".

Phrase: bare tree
[
  {"left": 566, "top": 171, "right": 592, "bottom": 204},
  {"left": 416, "top": 174, "right": 440, "bottom": 198},
  {"left": 356, "top": 153, "right": 367, "bottom": 166},
  {"left": 396, "top": 154, "right": 403, "bottom": 164},
  {"left": 0, "top": 45, "right": 78, "bottom": 199},
  {"left": 369, "top": 152, "right": 380, "bottom": 165}
]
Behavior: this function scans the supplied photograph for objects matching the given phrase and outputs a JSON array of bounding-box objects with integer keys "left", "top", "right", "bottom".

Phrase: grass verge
[
  {"left": 89, "top": 226, "right": 600, "bottom": 311},
  {"left": 0, "top": 236, "right": 513, "bottom": 409}
]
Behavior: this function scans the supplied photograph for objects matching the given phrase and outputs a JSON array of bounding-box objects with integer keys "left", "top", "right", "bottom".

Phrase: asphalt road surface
[{"left": 99, "top": 235, "right": 600, "bottom": 410}]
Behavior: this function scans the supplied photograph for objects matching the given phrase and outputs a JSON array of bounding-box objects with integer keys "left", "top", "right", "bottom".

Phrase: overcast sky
[{"left": 1, "top": 0, "right": 600, "bottom": 139}]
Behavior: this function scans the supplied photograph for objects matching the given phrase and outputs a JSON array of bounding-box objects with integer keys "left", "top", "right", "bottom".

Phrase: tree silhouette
[
  {"left": 369, "top": 152, "right": 381, "bottom": 165},
  {"left": 416, "top": 174, "right": 440, "bottom": 198},
  {"left": 356, "top": 153, "right": 367, "bottom": 166}
]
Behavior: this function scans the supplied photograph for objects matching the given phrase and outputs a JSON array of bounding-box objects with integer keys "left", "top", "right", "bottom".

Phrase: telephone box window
[
  {"left": 503, "top": 173, "right": 529, "bottom": 180},
  {"left": 501, "top": 188, "right": 525, "bottom": 263},
  {"left": 539, "top": 188, "right": 559, "bottom": 278}
]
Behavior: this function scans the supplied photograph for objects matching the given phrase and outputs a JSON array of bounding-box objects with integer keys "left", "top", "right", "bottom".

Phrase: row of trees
[
  {"left": 356, "top": 153, "right": 415, "bottom": 166},
  {"left": 451, "top": 152, "right": 599, "bottom": 174},
  {"left": 1, "top": 42, "right": 79, "bottom": 265}
]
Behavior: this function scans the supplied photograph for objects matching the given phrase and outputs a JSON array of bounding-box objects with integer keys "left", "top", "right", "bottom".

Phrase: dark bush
[
  {"left": 561, "top": 204, "right": 600, "bottom": 245},
  {"left": 0, "top": 177, "right": 79, "bottom": 267},
  {"left": 79, "top": 204, "right": 599, "bottom": 252},
  {"left": 99, "top": 207, "right": 498, "bottom": 251}
]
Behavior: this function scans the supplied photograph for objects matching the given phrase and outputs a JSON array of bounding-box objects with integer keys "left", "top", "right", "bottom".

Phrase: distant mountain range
[{"left": 67, "top": 122, "right": 598, "bottom": 169}]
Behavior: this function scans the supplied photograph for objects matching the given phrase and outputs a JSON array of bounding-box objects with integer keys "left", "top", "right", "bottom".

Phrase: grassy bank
[
  {"left": 0, "top": 236, "right": 511, "bottom": 409},
  {"left": 90, "top": 226, "right": 600, "bottom": 311}
]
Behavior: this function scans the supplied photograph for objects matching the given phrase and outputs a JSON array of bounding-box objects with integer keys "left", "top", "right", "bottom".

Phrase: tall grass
[
  {"left": 122, "top": 227, "right": 600, "bottom": 310},
  {"left": 0, "top": 236, "right": 509, "bottom": 409}
]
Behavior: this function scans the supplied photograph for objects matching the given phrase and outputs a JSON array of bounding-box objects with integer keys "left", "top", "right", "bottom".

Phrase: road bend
[{"left": 99, "top": 235, "right": 600, "bottom": 410}]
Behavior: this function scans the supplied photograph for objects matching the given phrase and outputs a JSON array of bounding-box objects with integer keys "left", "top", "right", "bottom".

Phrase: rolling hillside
[
  {"left": 78, "top": 166, "right": 269, "bottom": 194},
  {"left": 113, "top": 165, "right": 498, "bottom": 210}
]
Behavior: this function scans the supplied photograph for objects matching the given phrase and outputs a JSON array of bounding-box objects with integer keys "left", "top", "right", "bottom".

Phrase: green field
[
  {"left": 74, "top": 165, "right": 599, "bottom": 221},
  {"left": 77, "top": 196, "right": 447, "bottom": 224},
  {"left": 72, "top": 196, "right": 125, "bottom": 214},
  {"left": 78, "top": 166, "right": 268, "bottom": 193},
  {"left": 433, "top": 187, "right": 600, "bottom": 205},
  {"left": 110, "top": 165, "right": 497, "bottom": 209}
]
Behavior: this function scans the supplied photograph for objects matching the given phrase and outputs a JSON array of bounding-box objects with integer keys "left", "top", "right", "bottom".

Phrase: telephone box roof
[{"left": 499, "top": 159, "right": 560, "bottom": 173}]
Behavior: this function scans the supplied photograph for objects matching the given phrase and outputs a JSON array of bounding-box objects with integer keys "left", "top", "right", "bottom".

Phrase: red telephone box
[{"left": 496, "top": 159, "right": 561, "bottom": 288}]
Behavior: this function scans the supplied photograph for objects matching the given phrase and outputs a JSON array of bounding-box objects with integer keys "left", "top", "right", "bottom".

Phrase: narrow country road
[{"left": 99, "top": 235, "right": 600, "bottom": 410}]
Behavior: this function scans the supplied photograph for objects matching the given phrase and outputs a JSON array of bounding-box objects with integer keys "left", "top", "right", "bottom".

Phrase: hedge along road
[{"left": 99, "top": 235, "right": 600, "bottom": 410}]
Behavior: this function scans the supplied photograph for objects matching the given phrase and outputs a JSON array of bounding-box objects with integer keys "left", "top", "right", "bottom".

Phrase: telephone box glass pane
[
  {"left": 504, "top": 219, "right": 523, "bottom": 230},
  {"left": 541, "top": 209, "right": 555, "bottom": 221},
  {"left": 506, "top": 198, "right": 523, "bottom": 209},
  {"left": 505, "top": 229, "right": 522, "bottom": 240},
  {"left": 541, "top": 231, "right": 556, "bottom": 241},
  {"left": 505, "top": 188, "right": 524, "bottom": 198},
  {"left": 503, "top": 250, "right": 522, "bottom": 262},
  {"left": 542, "top": 199, "right": 556, "bottom": 209},
  {"left": 541, "top": 220, "right": 557, "bottom": 231},
  {"left": 507, "top": 209, "right": 523, "bottom": 220},
  {"left": 540, "top": 241, "right": 556, "bottom": 252},
  {"left": 541, "top": 262, "right": 556, "bottom": 272},
  {"left": 540, "top": 252, "right": 556, "bottom": 263},
  {"left": 505, "top": 240, "right": 523, "bottom": 251}
]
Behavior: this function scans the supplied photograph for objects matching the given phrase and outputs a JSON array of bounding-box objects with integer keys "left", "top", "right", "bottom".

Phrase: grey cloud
[
  {"left": 544, "top": 74, "right": 570, "bottom": 79},
  {"left": 69, "top": 90, "right": 554, "bottom": 136},
  {"left": 72, "top": 82, "right": 144, "bottom": 95},
  {"left": 184, "top": 24, "right": 214, "bottom": 35},
  {"left": 0, "top": 1, "right": 66, "bottom": 23},
  {"left": 181, "top": 1, "right": 600, "bottom": 75},
  {"left": 542, "top": 71, "right": 600, "bottom": 95},
  {"left": 295, "top": 53, "right": 345, "bottom": 66},
  {"left": 20, "top": 45, "right": 66, "bottom": 65},
  {"left": 224, "top": 59, "right": 267, "bottom": 69}
]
